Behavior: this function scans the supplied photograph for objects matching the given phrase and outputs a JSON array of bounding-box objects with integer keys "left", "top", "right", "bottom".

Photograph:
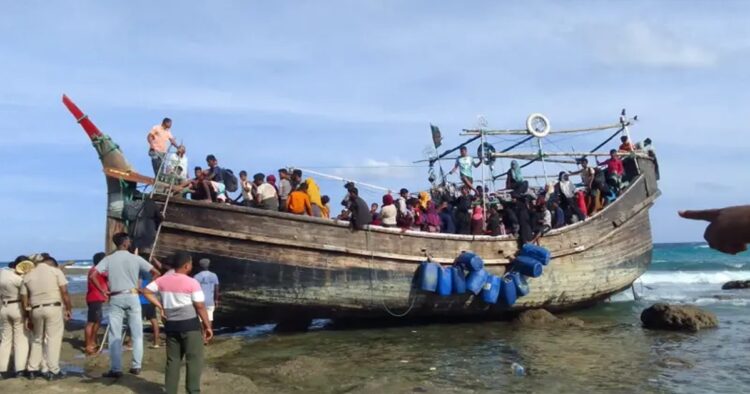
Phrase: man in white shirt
[
  {"left": 253, "top": 173, "right": 279, "bottom": 211},
  {"left": 165, "top": 145, "right": 188, "bottom": 183}
]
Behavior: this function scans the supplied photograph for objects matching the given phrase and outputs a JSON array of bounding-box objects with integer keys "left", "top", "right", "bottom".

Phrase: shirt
[
  {"left": 580, "top": 167, "right": 595, "bottom": 187},
  {"left": 455, "top": 156, "right": 474, "bottom": 178},
  {"left": 86, "top": 267, "right": 109, "bottom": 303},
  {"left": 0, "top": 269, "right": 23, "bottom": 302},
  {"left": 21, "top": 264, "right": 68, "bottom": 306},
  {"left": 279, "top": 179, "right": 292, "bottom": 200},
  {"left": 208, "top": 166, "right": 223, "bottom": 183},
  {"left": 139, "top": 272, "right": 152, "bottom": 305},
  {"left": 287, "top": 190, "right": 312, "bottom": 215},
  {"left": 619, "top": 142, "right": 634, "bottom": 152},
  {"left": 193, "top": 270, "right": 219, "bottom": 307},
  {"left": 165, "top": 152, "right": 188, "bottom": 181},
  {"left": 241, "top": 180, "right": 255, "bottom": 202},
  {"left": 380, "top": 204, "right": 398, "bottom": 226},
  {"left": 256, "top": 183, "right": 277, "bottom": 201},
  {"left": 146, "top": 273, "right": 204, "bottom": 332},
  {"left": 397, "top": 197, "right": 408, "bottom": 215},
  {"left": 147, "top": 124, "right": 173, "bottom": 153},
  {"left": 95, "top": 250, "right": 153, "bottom": 294},
  {"left": 601, "top": 158, "right": 624, "bottom": 176}
]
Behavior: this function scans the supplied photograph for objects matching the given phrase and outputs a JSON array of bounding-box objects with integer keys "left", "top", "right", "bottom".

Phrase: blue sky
[{"left": 2, "top": 1, "right": 749, "bottom": 259}]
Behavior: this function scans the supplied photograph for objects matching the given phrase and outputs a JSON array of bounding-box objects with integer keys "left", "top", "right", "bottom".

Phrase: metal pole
[
  {"left": 538, "top": 138, "right": 549, "bottom": 185},
  {"left": 480, "top": 130, "right": 487, "bottom": 225}
]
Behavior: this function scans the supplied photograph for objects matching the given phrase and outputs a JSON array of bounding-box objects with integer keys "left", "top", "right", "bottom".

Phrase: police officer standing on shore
[
  {"left": 20, "top": 254, "right": 72, "bottom": 381},
  {"left": 0, "top": 256, "right": 31, "bottom": 379}
]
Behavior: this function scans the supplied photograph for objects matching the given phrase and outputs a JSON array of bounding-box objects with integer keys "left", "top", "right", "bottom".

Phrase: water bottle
[{"left": 511, "top": 362, "right": 525, "bottom": 376}]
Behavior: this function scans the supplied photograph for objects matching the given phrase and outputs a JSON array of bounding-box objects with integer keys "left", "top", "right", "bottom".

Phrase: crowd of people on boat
[
  {"left": 0, "top": 243, "right": 219, "bottom": 393},
  {"left": 146, "top": 118, "right": 657, "bottom": 244}
]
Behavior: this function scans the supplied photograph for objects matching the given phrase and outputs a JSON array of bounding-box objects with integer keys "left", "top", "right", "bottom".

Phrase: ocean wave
[{"left": 639, "top": 271, "right": 750, "bottom": 285}]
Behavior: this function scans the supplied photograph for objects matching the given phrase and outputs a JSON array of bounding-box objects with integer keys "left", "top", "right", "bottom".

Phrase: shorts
[
  {"left": 142, "top": 303, "right": 157, "bottom": 320},
  {"left": 206, "top": 306, "right": 215, "bottom": 322},
  {"left": 87, "top": 302, "right": 104, "bottom": 323}
]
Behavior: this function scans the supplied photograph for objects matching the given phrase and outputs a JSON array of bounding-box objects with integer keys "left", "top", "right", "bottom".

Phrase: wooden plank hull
[{"left": 152, "top": 159, "right": 659, "bottom": 326}]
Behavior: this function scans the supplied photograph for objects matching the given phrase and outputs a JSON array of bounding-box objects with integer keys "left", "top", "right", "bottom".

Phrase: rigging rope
[{"left": 366, "top": 229, "right": 418, "bottom": 318}]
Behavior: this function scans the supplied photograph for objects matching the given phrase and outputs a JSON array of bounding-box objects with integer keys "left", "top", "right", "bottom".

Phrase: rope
[
  {"left": 365, "top": 229, "right": 417, "bottom": 318},
  {"left": 91, "top": 135, "right": 120, "bottom": 160}
]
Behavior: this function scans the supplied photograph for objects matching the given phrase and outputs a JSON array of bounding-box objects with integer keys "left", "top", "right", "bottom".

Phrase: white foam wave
[{"left": 639, "top": 271, "right": 750, "bottom": 285}]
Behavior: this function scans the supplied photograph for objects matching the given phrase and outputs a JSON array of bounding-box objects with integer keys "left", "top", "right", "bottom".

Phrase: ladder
[{"left": 147, "top": 147, "right": 180, "bottom": 262}]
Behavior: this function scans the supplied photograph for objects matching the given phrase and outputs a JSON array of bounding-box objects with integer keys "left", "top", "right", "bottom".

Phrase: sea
[{"left": 4, "top": 242, "right": 750, "bottom": 393}]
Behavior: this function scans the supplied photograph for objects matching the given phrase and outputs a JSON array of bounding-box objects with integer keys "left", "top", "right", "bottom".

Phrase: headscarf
[
  {"left": 305, "top": 178, "right": 323, "bottom": 207},
  {"left": 425, "top": 201, "right": 441, "bottom": 227},
  {"left": 418, "top": 191, "right": 431, "bottom": 210},
  {"left": 266, "top": 174, "right": 278, "bottom": 193},
  {"left": 382, "top": 194, "right": 394, "bottom": 206},
  {"left": 472, "top": 205, "right": 484, "bottom": 221},
  {"left": 511, "top": 160, "right": 524, "bottom": 182},
  {"left": 557, "top": 171, "right": 575, "bottom": 198}
]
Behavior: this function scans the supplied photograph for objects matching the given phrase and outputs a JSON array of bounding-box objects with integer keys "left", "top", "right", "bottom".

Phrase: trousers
[
  {"left": 27, "top": 305, "right": 63, "bottom": 374},
  {"left": 0, "top": 303, "right": 30, "bottom": 373},
  {"left": 165, "top": 330, "right": 204, "bottom": 394},
  {"left": 108, "top": 295, "right": 143, "bottom": 372}
]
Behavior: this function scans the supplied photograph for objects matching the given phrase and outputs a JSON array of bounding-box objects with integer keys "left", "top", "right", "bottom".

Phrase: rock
[
  {"left": 515, "top": 309, "right": 585, "bottom": 327},
  {"left": 640, "top": 303, "right": 718, "bottom": 332},
  {"left": 722, "top": 280, "right": 750, "bottom": 290}
]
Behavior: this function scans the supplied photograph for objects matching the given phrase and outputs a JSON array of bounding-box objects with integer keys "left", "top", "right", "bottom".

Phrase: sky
[{"left": 2, "top": 1, "right": 749, "bottom": 259}]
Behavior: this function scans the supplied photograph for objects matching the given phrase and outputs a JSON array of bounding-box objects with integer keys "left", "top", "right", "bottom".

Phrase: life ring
[
  {"left": 526, "top": 113, "right": 551, "bottom": 138},
  {"left": 477, "top": 142, "right": 496, "bottom": 165}
]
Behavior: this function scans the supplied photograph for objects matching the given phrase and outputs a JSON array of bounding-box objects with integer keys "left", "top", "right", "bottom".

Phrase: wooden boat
[{"left": 65, "top": 96, "right": 660, "bottom": 327}]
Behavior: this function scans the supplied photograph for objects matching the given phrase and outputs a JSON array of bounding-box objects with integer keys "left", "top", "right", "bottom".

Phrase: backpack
[{"left": 222, "top": 168, "right": 238, "bottom": 192}]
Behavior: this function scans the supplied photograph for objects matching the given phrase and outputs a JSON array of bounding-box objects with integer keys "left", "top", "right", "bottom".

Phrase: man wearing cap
[
  {"left": 91, "top": 232, "right": 161, "bottom": 378},
  {"left": 0, "top": 256, "right": 31, "bottom": 379},
  {"left": 20, "top": 254, "right": 72, "bottom": 381},
  {"left": 193, "top": 259, "right": 220, "bottom": 323}
]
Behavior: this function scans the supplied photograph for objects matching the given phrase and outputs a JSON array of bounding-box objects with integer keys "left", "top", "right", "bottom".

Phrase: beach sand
[{"left": 1, "top": 295, "right": 262, "bottom": 394}]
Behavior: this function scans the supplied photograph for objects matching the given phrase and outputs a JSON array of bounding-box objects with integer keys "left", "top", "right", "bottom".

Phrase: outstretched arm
[{"left": 679, "top": 206, "right": 750, "bottom": 255}]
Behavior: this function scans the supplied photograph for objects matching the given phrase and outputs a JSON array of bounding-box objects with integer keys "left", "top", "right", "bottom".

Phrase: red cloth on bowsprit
[{"left": 86, "top": 267, "right": 109, "bottom": 303}]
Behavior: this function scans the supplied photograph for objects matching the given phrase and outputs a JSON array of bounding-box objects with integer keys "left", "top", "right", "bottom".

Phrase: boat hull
[{"left": 152, "top": 159, "right": 659, "bottom": 326}]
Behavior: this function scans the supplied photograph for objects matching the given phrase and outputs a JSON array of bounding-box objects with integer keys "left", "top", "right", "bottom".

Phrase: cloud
[{"left": 593, "top": 22, "right": 717, "bottom": 68}]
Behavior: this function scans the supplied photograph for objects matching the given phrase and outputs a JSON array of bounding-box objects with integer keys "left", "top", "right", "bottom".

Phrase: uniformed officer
[
  {"left": 0, "top": 256, "right": 31, "bottom": 379},
  {"left": 21, "top": 255, "right": 72, "bottom": 380}
]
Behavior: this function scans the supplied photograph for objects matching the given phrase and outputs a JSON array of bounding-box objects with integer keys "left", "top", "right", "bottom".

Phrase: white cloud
[{"left": 594, "top": 22, "right": 717, "bottom": 68}]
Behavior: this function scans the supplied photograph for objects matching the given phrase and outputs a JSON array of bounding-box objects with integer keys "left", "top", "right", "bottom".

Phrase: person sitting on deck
[
  {"left": 347, "top": 187, "right": 372, "bottom": 230},
  {"left": 437, "top": 201, "right": 456, "bottom": 234},
  {"left": 253, "top": 173, "right": 279, "bottom": 211},
  {"left": 147, "top": 117, "right": 180, "bottom": 176},
  {"left": 397, "top": 188, "right": 409, "bottom": 216},
  {"left": 320, "top": 195, "right": 331, "bottom": 219},
  {"left": 618, "top": 135, "right": 635, "bottom": 152},
  {"left": 205, "top": 155, "right": 223, "bottom": 184},
  {"left": 239, "top": 171, "right": 255, "bottom": 206},
  {"left": 551, "top": 200, "right": 566, "bottom": 229},
  {"left": 189, "top": 166, "right": 215, "bottom": 202},
  {"left": 287, "top": 182, "right": 312, "bottom": 215},
  {"left": 555, "top": 172, "right": 585, "bottom": 223},
  {"left": 449, "top": 146, "right": 480, "bottom": 190},
  {"left": 370, "top": 203, "right": 382, "bottom": 226},
  {"left": 266, "top": 174, "right": 279, "bottom": 199},
  {"left": 486, "top": 205, "right": 505, "bottom": 236},
  {"left": 336, "top": 209, "right": 351, "bottom": 221},
  {"left": 164, "top": 145, "right": 188, "bottom": 184},
  {"left": 305, "top": 178, "right": 324, "bottom": 217},
  {"left": 278, "top": 169, "right": 293, "bottom": 212},
  {"left": 423, "top": 201, "right": 442, "bottom": 233},
  {"left": 505, "top": 160, "right": 529, "bottom": 195},
  {"left": 470, "top": 206, "right": 484, "bottom": 235},
  {"left": 380, "top": 195, "right": 398, "bottom": 227},
  {"left": 597, "top": 149, "right": 624, "bottom": 193},
  {"left": 290, "top": 169, "right": 303, "bottom": 191}
]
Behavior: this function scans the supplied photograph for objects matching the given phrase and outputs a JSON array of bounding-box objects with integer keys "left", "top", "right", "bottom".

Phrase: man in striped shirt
[{"left": 142, "top": 252, "right": 212, "bottom": 394}]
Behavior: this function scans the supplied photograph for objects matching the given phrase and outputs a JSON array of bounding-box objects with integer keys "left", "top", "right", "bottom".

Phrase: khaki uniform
[
  {"left": 0, "top": 269, "right": 29, "bottom": 373},
  {"left": 20, "top": 264, "right": 67, "bottom": 374}
]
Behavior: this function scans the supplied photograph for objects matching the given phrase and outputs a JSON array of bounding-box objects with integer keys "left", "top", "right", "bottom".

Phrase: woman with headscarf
[
  {"left": 305, "top": 178, "right": 324, "bottom": 217},
  {"left": 418, "top": 191, "right": 431, "bottom": 211},
  {"left": 423, "top": 201, "right": 442, "bottom": 233},
  {"left": 454, "top": 187, "right": 472, "bottom": 235},
  {"left": 380, "top": 194, "right": 398, "bottom": 227},
  {"left": 471, "top": 205, "right": 484, "bottom": 235},
  {"left": 320, "top": 195, "right": 331, "bottom": 219},
  {"left": 506, "top": 160, "right": 528, "bottom": 194}
]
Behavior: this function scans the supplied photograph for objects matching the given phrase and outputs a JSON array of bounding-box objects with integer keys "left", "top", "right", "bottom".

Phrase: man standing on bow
[
  {"left": 147, "top": 117, "right": 180, "bottom": 176},
  {"left": 21, "top": 255, "right": 72, "bottom": 381},
  {"left": 90, "top": 233, "right": 161, "bottom": 378}
]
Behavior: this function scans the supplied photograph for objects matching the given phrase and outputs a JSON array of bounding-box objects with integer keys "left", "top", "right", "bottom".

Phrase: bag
[{"left": 222, "top": 168, "right": 238, "bottom": 192}]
